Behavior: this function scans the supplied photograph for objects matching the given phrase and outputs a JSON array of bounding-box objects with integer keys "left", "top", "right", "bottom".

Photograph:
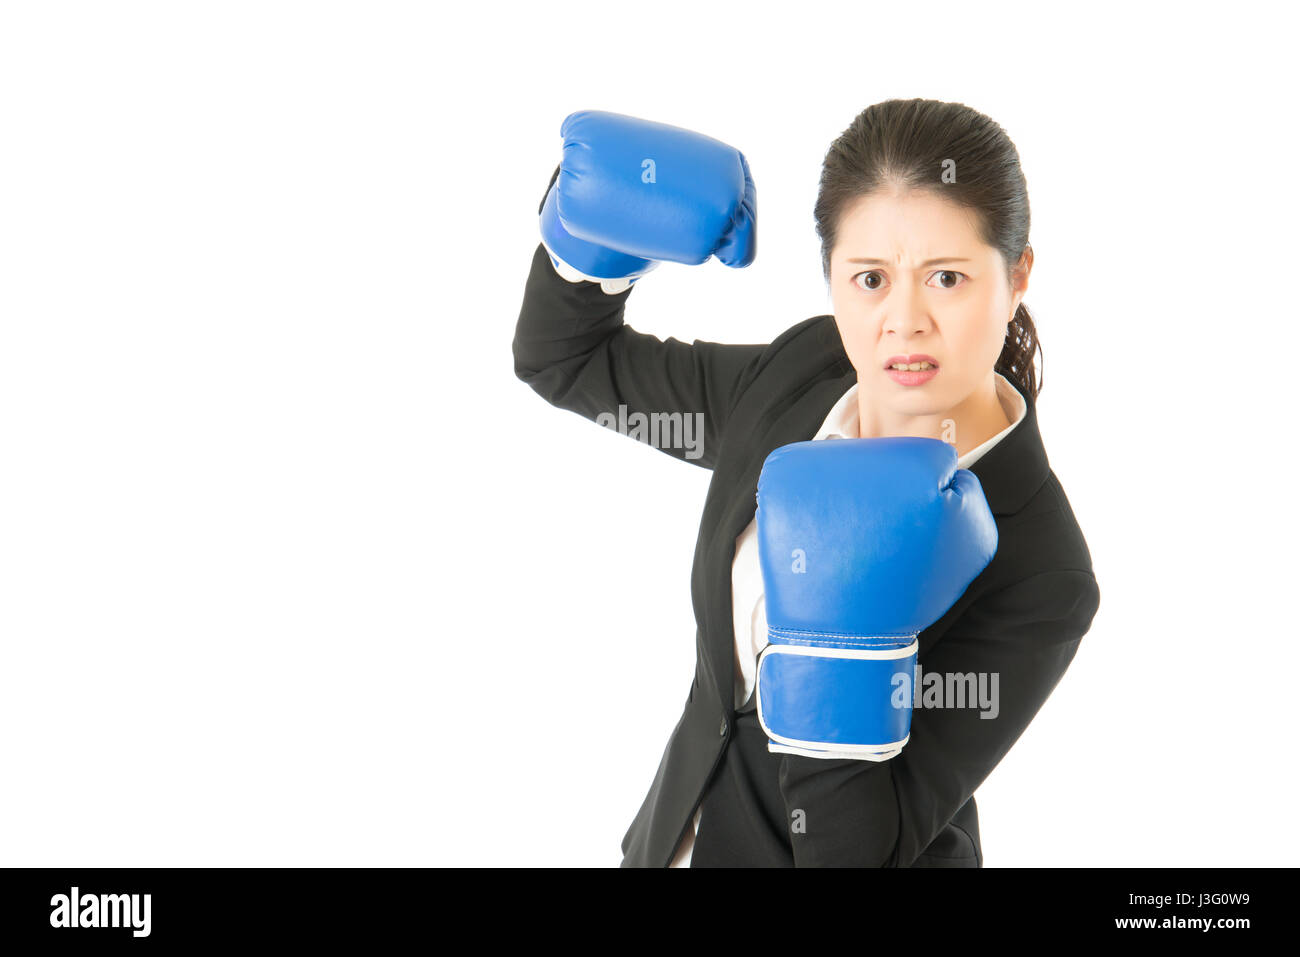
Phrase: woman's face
[{"left": 829, "top": 187, "right": 1030, "bottom": 421}]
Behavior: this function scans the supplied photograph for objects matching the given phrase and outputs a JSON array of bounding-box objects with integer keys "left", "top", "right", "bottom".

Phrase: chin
[{"left": 883, "top": 394, "right": 945, "bottom": 416}]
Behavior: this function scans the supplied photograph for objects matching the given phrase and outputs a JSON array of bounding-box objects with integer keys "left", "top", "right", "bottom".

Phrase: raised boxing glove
[
  {"left": 539, "top": 110, "right": 756, "bottom": 294},
  {"left": 754, "top": 437, "right": 998, "bottom": 761}
]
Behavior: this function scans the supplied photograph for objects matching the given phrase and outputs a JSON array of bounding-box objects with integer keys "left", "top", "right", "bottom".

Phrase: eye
[
  {"left": 928, "top": 270, "right": 967, "bottom": 289},
  {"left": 852, "top": 270, "right": 886, "bottom": 291}
]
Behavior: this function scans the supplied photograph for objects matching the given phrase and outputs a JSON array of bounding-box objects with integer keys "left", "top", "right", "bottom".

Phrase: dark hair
[{"left": 814, "top": 98, "right": 1042, "bottom": 400}]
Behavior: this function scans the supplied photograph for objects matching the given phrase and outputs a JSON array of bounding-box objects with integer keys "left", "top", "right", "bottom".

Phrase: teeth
[{"left": 891, "top": 362, "right": 933, "bottom": 371}]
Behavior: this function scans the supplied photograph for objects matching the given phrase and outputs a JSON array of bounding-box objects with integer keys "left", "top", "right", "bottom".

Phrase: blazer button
[{"left": 719, "top": 718, "right": 727, "bottom": 737}]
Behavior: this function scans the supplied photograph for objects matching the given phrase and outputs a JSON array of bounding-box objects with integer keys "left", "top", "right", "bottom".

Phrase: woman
[{"left": 514, "top": 98, "right": 1100, "bottom": 867}]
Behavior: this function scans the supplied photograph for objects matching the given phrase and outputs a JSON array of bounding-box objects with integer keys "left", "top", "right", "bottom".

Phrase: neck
[{"left": 856, "top": 372, "right": 1011, "bottom": 457}]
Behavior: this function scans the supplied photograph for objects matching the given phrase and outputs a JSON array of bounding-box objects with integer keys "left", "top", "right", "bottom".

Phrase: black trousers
[{"left": 690, "top": 708, "right": 982, "bottom": 867}]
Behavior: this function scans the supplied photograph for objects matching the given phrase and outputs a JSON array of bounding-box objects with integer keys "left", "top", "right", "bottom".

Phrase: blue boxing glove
[
  {"left": 754, "top": 438, "right": 998, "bottom": 761},
  {"left": 539, "top": 110, "right": 757, "bottom": 294}
]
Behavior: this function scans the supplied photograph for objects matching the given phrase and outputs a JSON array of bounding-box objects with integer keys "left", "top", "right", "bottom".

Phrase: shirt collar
[{"left": 812, "top": 371, "right": 1027, "bottom": 469}]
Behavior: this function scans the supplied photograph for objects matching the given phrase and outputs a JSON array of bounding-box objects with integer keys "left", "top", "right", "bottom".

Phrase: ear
[{"left": 1009, "top": 244, "right": 1034, "bottom": 315}]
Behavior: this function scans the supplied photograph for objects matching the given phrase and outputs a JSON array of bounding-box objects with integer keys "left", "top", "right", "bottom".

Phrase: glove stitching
[{"left": 768, "top": 627, "right": 915, "bottom": 647}]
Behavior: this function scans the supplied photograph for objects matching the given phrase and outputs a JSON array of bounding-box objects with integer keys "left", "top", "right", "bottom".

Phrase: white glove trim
[{"left": 759, "top": 641, "right": 917, "bottom": 660}]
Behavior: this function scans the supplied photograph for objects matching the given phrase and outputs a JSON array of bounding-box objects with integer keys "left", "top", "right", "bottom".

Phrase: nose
[{"left": 880, "top": 286, "right": 933, "bottom": 338}]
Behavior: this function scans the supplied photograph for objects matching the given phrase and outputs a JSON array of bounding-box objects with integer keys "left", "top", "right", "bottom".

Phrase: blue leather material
[
  {"left": 757, "top": 645, "right": 915, "bottom": 753},
  {"left": 541, "top": 110, "right": 757, "bottom": 280},
  {"left": 755, "top": 437, "right": 998, "bottom": 758},
  {"left": 540, "top": 183, "right": 657, "bottom": 282}
]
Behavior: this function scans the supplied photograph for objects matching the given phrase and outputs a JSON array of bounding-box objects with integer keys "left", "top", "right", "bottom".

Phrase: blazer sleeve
[
  {"left": 512, "top": 166, "right": 766, "bottom": 471},
  {"left": 776, "top": 568, "right": 1102, "bottom": 867}
]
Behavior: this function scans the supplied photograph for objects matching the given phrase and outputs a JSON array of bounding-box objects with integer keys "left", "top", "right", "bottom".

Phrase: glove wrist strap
[{"left": 755, "top": 637, "right": 918, "bottom": 761}]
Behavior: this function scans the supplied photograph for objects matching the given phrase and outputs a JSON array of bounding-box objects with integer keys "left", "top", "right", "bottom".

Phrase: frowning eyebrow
[{"left": 846, "top": 257, "right": 973, "bottom": 267}]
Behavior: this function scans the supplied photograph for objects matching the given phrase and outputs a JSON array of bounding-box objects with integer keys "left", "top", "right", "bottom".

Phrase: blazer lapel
[
  {"left": 966, "top": 380, "right": 1049, "bottom": 516},
  {"left": 700, "top": 357, "right": 858, "bottom": 709}
]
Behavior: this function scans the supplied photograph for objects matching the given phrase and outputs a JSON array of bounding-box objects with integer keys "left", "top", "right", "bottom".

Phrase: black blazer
[{"left": 514, "top": 232, "right": 1101, "bottom": 868}]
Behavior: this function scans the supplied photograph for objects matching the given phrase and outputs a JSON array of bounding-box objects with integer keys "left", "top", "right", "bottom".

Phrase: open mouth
[{"left": 883, "top": 356, "right": 939, "bottom": 385}]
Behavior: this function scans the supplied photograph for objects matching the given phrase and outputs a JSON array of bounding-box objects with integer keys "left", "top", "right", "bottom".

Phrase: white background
[{"left": 2, "top": 0, "right": 1296, "bottom": 867}]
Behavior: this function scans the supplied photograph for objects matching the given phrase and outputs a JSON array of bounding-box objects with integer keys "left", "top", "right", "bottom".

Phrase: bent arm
[
  {"left": 776, "top": 569, "right": 1101, "bottom": 867},
  {"left": 512, "top": 169, "right": 766, "bottom": 471}
]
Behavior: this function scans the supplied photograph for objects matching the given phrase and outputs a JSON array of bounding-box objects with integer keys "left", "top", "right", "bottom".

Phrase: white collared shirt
[{"left": 669, "top": 372, "right": 1027, "bottom": 868}]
